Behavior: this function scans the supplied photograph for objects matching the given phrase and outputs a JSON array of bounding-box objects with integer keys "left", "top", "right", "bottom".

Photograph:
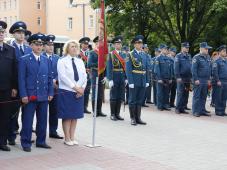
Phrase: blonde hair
[{"left": 63, "top": 40, "right": 79, "bottom": 56}]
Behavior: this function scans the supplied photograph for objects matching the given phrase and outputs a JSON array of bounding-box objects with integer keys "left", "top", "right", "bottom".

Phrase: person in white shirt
[{"left": 57, "top": 40, "right": 87, "bottom": 146}]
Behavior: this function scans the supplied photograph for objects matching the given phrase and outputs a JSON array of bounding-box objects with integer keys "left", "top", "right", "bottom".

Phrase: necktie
[
  {"left": 20, "top": 45, "right": 24, "bottom": 55},
  {"left": 37, "top": 57, "right": 40, "bottom": 65},
  {"left": 72, "top": 58, "right": 79, "bottom": 81}
]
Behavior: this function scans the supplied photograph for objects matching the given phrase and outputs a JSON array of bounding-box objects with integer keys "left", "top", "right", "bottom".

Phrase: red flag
[{"left": 98, "top": 0, "right": 108, "bottom": 75}]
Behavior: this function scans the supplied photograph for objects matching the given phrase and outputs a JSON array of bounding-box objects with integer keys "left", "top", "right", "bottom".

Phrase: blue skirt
[{"left": 57, "top": 89, "right": 84, "bottom": 119}]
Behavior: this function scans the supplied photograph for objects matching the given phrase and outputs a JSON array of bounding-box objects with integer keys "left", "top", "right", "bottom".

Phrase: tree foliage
[{"left": 91, "top": 0, "right": 227, "bottom": 53}]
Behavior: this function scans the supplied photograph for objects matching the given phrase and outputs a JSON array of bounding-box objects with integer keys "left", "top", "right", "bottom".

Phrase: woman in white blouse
[{"left": 57, "top": 40, "right": 87, "bottom": 146}]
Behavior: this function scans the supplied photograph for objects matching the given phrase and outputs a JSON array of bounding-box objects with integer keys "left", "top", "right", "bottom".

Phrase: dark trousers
[
  {"left": 157, "top": 82, "right": 170, "bottom": 109},
  {"left": 0, "top": 90, "right": 12, "bottom": 145},
  {"left": 152, "top": 80, "right": 157, "bottom": 105},
  {"left": 215, "top": 82, "right": 227, "bottom": 114},
  {"left": 21, "top": 101, "right": 48, "bottom": 148},
  {"left": 169, "top": 80, "right": 176, "bottom": 106},
  {"left": 176, "top": 82, "right": 190, "bottom": 111},
  {"left": 192, "top": 83, "right": 208, "bottom": 114},
  {"left": 8, "top": 98, "right": 20, "bottom": 142},
  {"left": 129, "top": 86, "right": 146, "bottom": 106},
  {"left": 49, "top": 95, "right": 58, "bottom": 135}
]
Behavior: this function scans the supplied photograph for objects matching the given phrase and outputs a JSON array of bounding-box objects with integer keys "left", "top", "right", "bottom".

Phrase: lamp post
[{"left": 72, "top": 3, "right": 89, "bottom": 37}]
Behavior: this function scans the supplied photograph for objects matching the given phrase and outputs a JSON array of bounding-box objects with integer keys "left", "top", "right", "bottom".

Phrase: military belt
[
  {"left": 113, "top": 68, "right": 123, "bottom": 72},
  {"left": 132, "top": 70, "right": 146, "bottom": 74}
]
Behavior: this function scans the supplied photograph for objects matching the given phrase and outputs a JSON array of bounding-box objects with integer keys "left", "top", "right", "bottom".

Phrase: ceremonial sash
[
  {"left": 79, "top": 51, "right": 88, "bottom": 61},
  {"left": 112, "top": 50, "right": 126, "bottom": 71}
]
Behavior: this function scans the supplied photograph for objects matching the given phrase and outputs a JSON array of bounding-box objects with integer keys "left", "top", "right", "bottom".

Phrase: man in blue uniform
[
  {"left": 142, "top": 44, "right": 152, "bottom": 107},
  {"left": 18, "top": 33, "right": 54, "bottom": 152},
  {"left": 87, "top": 36, "right": 106, "bottom": 117},
  {"left": 174, "top": 42, "right": 192, "bottom": 114},
  {"left": 212, "top": 45, "right": 227, "bottom": 116},
  {"left": 126, "top": 35, "right": 149, "bottom": 125},
  {"left": 154, "top": 44, "right": 173, "bottom": 111},
  {"left": 168, "top": 47, "right": 177, "bottom": 108},
  {"left": 0, "top": 21, "right": 18, "bottom": 151},
  {"left": 192, "top": 42, "right": 212, "bottom": 117},
  {"left": 79, "top": 37, "right": 91, "bottom": 114},
  {"left": 8, "top": 21, "right": 32, "bottom": 145},
  {"left": 43, "top": 35, "right": 63, "bottom": 139},
  {"left": 107, "top": 35, "right": 126, "bottom": 121},
  {"left": 151, "top": 48, "right": 160, "bottom": 105}
]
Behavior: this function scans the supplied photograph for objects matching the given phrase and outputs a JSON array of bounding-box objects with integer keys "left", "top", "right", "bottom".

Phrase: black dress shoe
[
  {"left": 193, "top": 113, "right": 200, "bottom": 117},
  {"left": 49, "top": 134, "right": 64, "bottom": 139},
  {"left": 158, "top": 108, "right": 164, "bottom": 111},
  {"left": 8, "top": 140, "right": 16, "bottom": 145},
  {"left": 163, "top": 107, "right": 171, "bottom": 111},
  {"left": 142, "top": 104, "right": 149, "bottom": 107},
  {"left": 131, "top": 119, "right": 137, "bottom": 126},
  {"left": 204, "top": 110, "right": 211, "bottom": 113},
  {"left": 170, "top": 104, "right": 175, "bottom": 108},
  {"left": 185, "top": 107, "right": 191, "bottom": 110},
  {"left": 98, "top": 112, "right": 107, "bottom": 117},
  {"left": 146, "top": 101, "right": 154, "bottom": 104},
  {"left": 136, "top": 120, "right": 147, "bottom": 125},
  {"left": 181, "top": 110, "right": 189, "bottom": 114},
  {"left": 116, "top": 115, "right": 124, "bottom": 121},
  {"left": 175, "top": 109, "right": 181, "bottom": 114},
  {"left": 216, "top": 113, "right": 225, "bottom": 116},
  {"left": 84, "top": 108, "right": 91, "bottom": 114},
  {"left": 31, "top": 140, "right": 35, "bottom": 143},
  {"left": 23, "top": 147, "right": 31, "bottom": 152},
  {"left": 0, "top": 145, "right": 10, "bottom": 151},
  {"left": 36, "top": 144, "right": 51, "bottom": 149},
  {"left": 110, "top": 115, "right": 117, "bottom": 121},
  {"left": 202, "top": 113, "right": 211, "bottom": 116}
]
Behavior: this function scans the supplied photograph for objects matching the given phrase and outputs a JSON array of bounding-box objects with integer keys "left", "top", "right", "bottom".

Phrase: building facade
[{"left": 0, "top": 0, "right": 98, "bottom": 40}]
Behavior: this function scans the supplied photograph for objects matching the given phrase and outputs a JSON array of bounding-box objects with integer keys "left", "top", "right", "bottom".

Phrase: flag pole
[{"left": 85, "top": 76, "right": 101, "bottom": 148}]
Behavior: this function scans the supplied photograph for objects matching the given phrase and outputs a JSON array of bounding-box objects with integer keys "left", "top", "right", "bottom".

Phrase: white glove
[
  {"left": 129, "top": 84, "right": 134, "bottom": 88},
  {"left": 109, "top": 80, "right": 114, "bottom": 88},
  {"left": 146, "top": 83, "right": 149, "bottom": 87},
  {"left": 125, "top": 80, "right": 128, "bottom": 85},
  {"left": 101, "top": 77, "right": 107, "bottom": 84}
]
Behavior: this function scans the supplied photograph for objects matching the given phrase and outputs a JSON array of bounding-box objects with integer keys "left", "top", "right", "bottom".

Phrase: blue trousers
[
  {"left": 49, "top": 95, "right": 58, "bottom": 135},
  {"left": 192, "top": 83, "right": 208, "bottom": 114},
  {"left": 176, "top": 82, "right": 190, "bottom": 111},
  {"left": 215, "top": 82, "right": 227, "bottom": 114},
  {"left": 128, "top": 86, "right": 146, "bottom": 106},
  {"left": 20, "top": 101, "right": 48, "bottom": 148},
  {"left": 110, "top": 83, "right": 125, "bottom": 101},
  {"left": 157, "top": 82, "right": 170, "bottom": 109}
]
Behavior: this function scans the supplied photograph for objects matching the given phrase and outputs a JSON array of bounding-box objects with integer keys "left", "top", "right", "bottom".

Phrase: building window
[
  {"left": 9, "top": 0, "right": 12, "bottom": 9},
  {"left": 37, "top": 17, "right": 41, "bottom": 26},
  {"left": 4, "top": 1, "right": 6, "bottom": 10},
  {"left": 67, "top": 17, "right": 73, "bottom": 30},
  {"left": 89, "top": 15, "right": 94, "bottom": 28},
  {"left": 14, "top": 0, "right": 17, "bottom": 9},
  {"left": 37, "top": 1, "right": 41, "bottom": 9},
  {"left": 4, "top": 17, "right": 7, "bottom": 24}
]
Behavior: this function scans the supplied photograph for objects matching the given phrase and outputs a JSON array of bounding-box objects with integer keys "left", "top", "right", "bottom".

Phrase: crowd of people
[{"left": 0, "top": 19, "right": 227, "bottom": 153}]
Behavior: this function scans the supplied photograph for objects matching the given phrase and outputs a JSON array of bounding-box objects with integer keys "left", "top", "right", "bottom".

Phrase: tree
[{"left": 91, "top": 0, "right": 227, "bottom": 52}]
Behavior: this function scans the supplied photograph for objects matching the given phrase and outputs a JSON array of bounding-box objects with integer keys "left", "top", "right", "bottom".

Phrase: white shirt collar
[
  {"left": 135, "top": 49, "right": 142, "bottom": 54},
  {"left": 32, "top": 52, "right": 40, "bottom": 60},
  {"left": 15, "top": 42, "right": 24, "bottom": 50}
]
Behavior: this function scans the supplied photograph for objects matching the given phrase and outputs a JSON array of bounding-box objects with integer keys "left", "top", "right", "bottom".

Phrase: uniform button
[
  {"left": 37, "top": 81, "right": 39, "bottom": 83},
  {"left": 37, "top": 87, "right": 39, "bottom": 89}
]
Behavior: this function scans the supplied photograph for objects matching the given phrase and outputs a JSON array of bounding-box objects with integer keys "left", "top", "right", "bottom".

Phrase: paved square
[{"left": 1, "top": 90, "right": 227, "bottom": 170}]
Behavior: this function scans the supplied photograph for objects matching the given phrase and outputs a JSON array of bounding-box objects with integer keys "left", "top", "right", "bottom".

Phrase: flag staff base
[{"left": 85, "top": 76, "right": 102, "bottom": 149}]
